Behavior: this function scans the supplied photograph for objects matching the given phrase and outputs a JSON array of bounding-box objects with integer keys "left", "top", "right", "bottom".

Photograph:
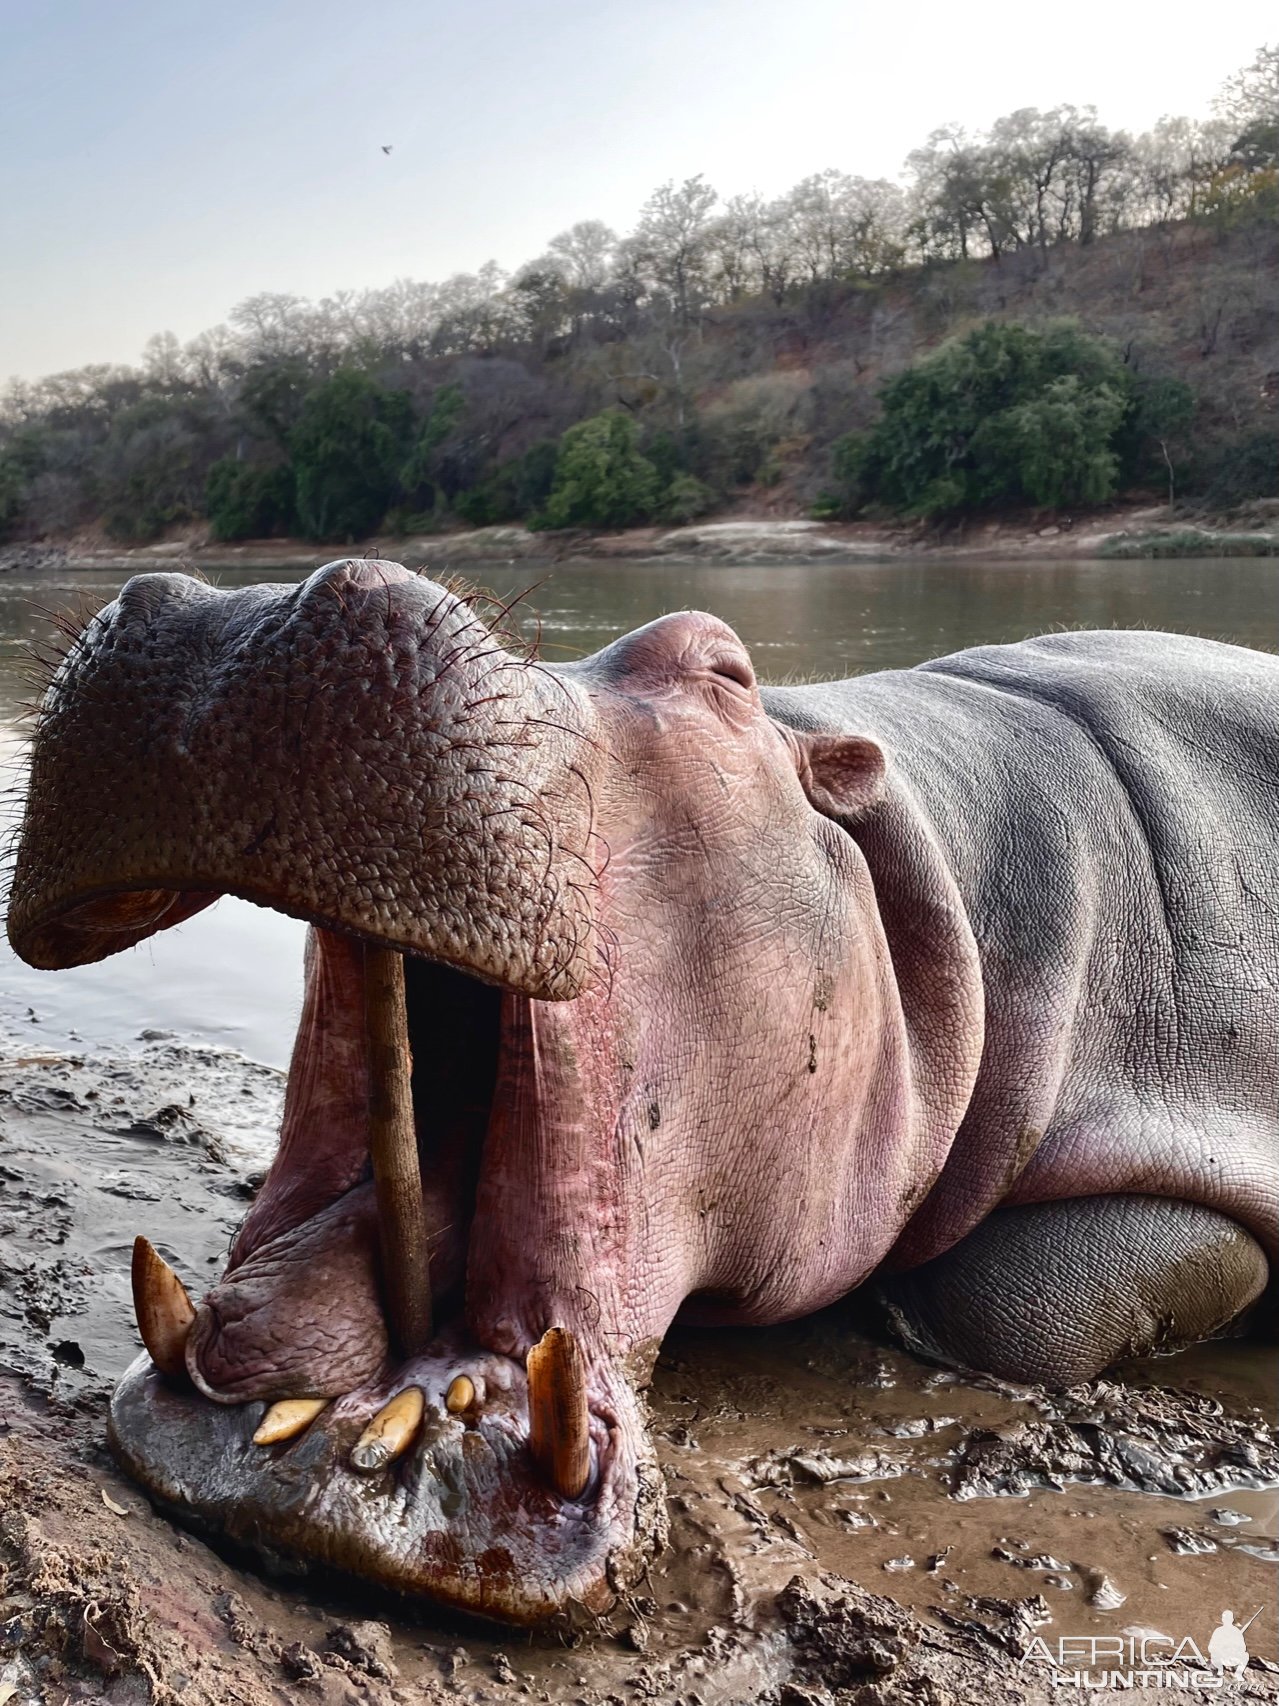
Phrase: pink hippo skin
[{"left": 8, "top": 561, "right": 1275, "bottom": 1623}]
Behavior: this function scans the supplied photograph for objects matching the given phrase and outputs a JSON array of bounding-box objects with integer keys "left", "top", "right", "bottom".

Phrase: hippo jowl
[{"left": 7, "top": 559, "right": 1275, "bottom": 1626}]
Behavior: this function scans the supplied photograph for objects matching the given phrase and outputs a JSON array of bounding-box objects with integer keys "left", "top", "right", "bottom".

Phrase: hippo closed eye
[{"left": 7, "top": 560, "right": 1275, "bottom": 1624}]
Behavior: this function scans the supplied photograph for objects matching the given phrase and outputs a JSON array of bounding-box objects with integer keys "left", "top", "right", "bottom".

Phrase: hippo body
[
  {"left": 765, "top": 629, "right": 1276, "bottom": 1378},
  {"left": 8, "top": 563, "right": 1275, "bottom": 1623}
]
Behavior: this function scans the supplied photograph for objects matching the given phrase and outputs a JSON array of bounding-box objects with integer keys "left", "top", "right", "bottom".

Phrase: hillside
[{"left": 2, "top": 48, "right": 1277, "bottom": 550}]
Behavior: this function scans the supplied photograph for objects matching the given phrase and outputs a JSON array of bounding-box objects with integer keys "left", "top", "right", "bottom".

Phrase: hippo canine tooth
[
  {"left": 351, "top": 1386, "right": 425, "bottom": 1472},
  {"left": 364, "top": 945, "right": 432, "bottom": 1357},
  {"left": 445, "top": 1374, "right": 476, "bottom": 1415},
  {"left": 526, "top": 1327, "right": 591, "bottom": 1500},
  {"left": 252, "top": 1397, "right": 328, "bottom": 1445},
  {"left": 130, "top": 1234, "right": 195, "bottom": 1379}
]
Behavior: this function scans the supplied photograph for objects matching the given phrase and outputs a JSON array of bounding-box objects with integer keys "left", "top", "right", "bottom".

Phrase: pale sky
[{"left": 1, "top": 0, "right": 1272, "bottom": 384}]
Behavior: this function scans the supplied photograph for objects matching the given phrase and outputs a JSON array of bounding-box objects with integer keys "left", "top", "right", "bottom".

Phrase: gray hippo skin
[{"left": 7, "top": 561, "right": 1275, "bottom": 1624}]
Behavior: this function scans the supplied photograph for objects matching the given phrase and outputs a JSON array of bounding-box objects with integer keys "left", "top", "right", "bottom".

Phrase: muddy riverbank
[
  {"left": 5, "top": 505, "right": 1279, "bottom": 581},
  {"left": 1, "top": 1008, "right": 1275, "bottom": 1704}
]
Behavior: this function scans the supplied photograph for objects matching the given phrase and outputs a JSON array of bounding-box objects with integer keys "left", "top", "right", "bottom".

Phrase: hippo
[{"left": 7, "top": 559, "right": 1276, "bottom": 1626}]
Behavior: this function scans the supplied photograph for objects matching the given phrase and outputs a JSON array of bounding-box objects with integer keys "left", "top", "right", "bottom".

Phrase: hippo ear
[{"left": 794, "top": 732, "right": 887, "bottom": 823}]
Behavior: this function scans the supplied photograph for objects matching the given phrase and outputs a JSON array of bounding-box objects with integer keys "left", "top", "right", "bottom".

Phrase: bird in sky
[{"left": 381, "top": 145, "right": 393, "bottom": 155}]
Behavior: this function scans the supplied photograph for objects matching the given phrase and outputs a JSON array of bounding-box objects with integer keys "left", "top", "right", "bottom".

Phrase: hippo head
[{"left": 7, "top": 561, "right": 979, "bottom": 1624}]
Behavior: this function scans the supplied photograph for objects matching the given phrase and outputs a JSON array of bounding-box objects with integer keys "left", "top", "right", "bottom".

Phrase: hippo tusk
[
  {"left": 131, "top": 1234, "right": 195, "bottom": 1379},
  {"left": 253, "top": 1397, "right": 328, "bottom": 1445},
  {"left": 526, "top": 1327, "right": 591, "bottom": 1500},
  {"left": 445, "top": 1373, "right": 477, "bottom": 1415},
  {"left": 364, "top": 944, "right": 432, "bottom": 1358},
  {"left": 350, "top": 1386, "right": 425, "bottom": 1472}
]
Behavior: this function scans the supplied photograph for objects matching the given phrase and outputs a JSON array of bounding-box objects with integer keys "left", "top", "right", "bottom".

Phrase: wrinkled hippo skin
[{"left": 7, "top": 561, "right": 1275, "bottom": 1623}]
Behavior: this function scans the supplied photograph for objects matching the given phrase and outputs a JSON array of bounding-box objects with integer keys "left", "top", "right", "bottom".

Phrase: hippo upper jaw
[{"left": 7, "top": 560, "right": 603, "bottom": 1001}]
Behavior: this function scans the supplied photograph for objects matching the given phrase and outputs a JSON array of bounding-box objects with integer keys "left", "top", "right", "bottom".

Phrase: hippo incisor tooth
[
  {"left": 131, "top": 1234, "right": 195, "bottom": 1379},
  {"left": 445, "top": 1374, "right": 475, "bottom": 1415},
  {"left": 526, "top": 1327, "right": 591, "bottom": 1500},
  {"left": 364, "top": 944, "right": 432, "bottom": 1357},
  {"left": 350, "top": 1386, "right": 425, "bottom": 1472},
  {"left": 252, "top": 1397, "right": 328, "bottom": 1445}
]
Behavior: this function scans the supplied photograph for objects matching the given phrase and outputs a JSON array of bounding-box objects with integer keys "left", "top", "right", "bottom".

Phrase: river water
[{"left": 1, "top": 553, "right": 1275, "bottom": 1068}]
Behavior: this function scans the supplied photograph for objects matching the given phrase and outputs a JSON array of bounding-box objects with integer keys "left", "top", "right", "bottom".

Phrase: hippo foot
[
  {"left": 109, "top": 1339, "right": 665, "bottom": 1627},
  {"left": 879, "top": 1194, "right": 1270, "bottom": 1387}
]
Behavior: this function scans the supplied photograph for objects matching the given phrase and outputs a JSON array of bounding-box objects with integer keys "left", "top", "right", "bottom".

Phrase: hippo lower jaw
[
  {"left": 112, "top": 927, "right": 665, "bottom": 1627},
  {"left": 108, "top": 1344, "right": 662, "bottom": 1627}
]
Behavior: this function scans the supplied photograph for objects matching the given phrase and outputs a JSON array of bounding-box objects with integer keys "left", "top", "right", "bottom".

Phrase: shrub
[
  {"left": 453, "top": 440, "right": 559, "bottom": 526},
  {"left": 206, "top": 458, "right": 296, "bottom": 541},
  {"left": 96, "top": 403, "right": 212, "bottom": 542},
  {"left": 660, "top": 472, "right": 716, "bottom": 524},
  {"left": 829, "top": 321, "right": 1140, "bottom": 518},
  {"left": 541, "top": 410, "right": 662, "bottom": 530},
  {"left": 1184, "top": 431, "right": 1279, "bottom": 508},
  {"left": 290, "top": 370, "right": 414, "bottom": 541}
]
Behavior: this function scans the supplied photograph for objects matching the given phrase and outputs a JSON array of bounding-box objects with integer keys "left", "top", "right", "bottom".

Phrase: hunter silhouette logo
[
  {"left": 1022, "top": 1606, "right": 1264, "bottom": 1689},
  {"left": 1207, "top": 1611, "right": 1253, "bottom": 1681}
]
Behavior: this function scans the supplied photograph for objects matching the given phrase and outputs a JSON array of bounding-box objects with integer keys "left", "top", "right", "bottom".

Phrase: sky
[{"left": 1, "top": 0, "right": 1273, "bottom": 384}]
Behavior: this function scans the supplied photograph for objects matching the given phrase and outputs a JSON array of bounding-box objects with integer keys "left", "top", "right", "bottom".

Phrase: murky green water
[{"left": 1, "top": 554, "right": 1274, "bottom": 1066}]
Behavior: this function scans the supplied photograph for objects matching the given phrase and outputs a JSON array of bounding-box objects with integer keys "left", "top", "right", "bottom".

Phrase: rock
[
  {"left": 281, "top": 1641, "right": 325, "bottom": 1684},
  {"left": 325, "top": 1620, "right": 398, "bottom": 1682}
]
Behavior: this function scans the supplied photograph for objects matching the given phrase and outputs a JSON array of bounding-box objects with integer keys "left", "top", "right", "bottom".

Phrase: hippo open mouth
[
  {"left": 105, "top": 926, "right": 663, "bottom": 1627},
  {"left": 6, "top": 561, "right": 680, "bottom": 1624},
  {"left": 7, "top": 557, "right": 988, "bottom": 1625}
]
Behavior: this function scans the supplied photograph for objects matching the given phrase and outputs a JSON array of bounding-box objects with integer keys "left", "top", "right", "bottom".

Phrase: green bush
[
  {"left": 1100, "top": 529, "right": 1279, "bottom": 559},
  {"left": 541, "top": 410, "right": 662, "bottom": 530},
  {"left": 97, "top": 402, "right": 211, "bottom": 543},
  {"left": 453, "top": 440, "right": 559, "bottom": 526},
  {"left": 399, "top": 383, "right": 465, "bottom": 513},
  {"left": 1185, "top": 432, "right": 1279, "bottom": 508},
  {"left": 290, "top": 370, "right": 415, "bottom": 542},
  {"left": 828, "top": 321, "right": 1142, "bottom": 518},
  {"left": 206, "top": 457, "right": 296, "bottom": 541},
  {"left": 660, "top": 472, "right": 716, "bottom": 524}
]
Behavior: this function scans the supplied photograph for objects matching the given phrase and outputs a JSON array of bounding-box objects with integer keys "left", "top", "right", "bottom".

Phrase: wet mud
[{"left": 0, "top": 1013, "right": 1275, "bottom": 1704}]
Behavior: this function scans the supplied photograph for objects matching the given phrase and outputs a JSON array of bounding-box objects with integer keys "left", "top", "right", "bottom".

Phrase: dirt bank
[
  {"left": 0, "top": 1008, "right": 1275, "bottom": 1704},
  {"left": 6, "top": 504, "right": 1278, "bottom": 581}
]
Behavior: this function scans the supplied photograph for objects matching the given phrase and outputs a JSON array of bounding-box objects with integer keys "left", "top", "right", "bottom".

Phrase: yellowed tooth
[
  {"left": 445, "top": 1374, "right": 475, "bottom": 1416},
  {"left": 526, "top": 1327, "right": 591, "bottom": 1500},
  {"left": 252, "top": 1397, "right": 328, "bottom": 1446},
  {"left": 131, "top": 1234, "right": 195, "bottom": 1379},
  {"left": 350, "top": 1386, "right": 425, "bottom": 1472}
]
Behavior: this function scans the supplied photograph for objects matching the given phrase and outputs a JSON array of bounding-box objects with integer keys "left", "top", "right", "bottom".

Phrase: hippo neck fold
[{"left": 464, "top": 773, "right": 985, "bottom": 1360}]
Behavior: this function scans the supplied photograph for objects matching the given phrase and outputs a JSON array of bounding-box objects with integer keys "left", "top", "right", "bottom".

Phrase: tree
[
  {"left": 1214, "top": 42, "right": 1279, "bottom": 142},
  {"left": 624, "top": 176, "right": 719, "bottom": 325},
  {"left": 206, "top": 457, "right": 296, "bottom": 540},
  {"left": 541, "top": 410, "right": 662, "bottom": 529},
  {"left": 829, "top": 321, "right": 1140, "bottom": 517},
  {"left": 95, "top": 397, "right": 216, "bottom": 542},
  {"left": 289, "top": 370, "right": 414, "bottom": 541},
  {"left": 546, "top": 220, "right": 617, "bottom": 291}
]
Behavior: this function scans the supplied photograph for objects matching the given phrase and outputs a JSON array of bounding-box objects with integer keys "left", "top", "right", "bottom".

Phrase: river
[{"left": 1, "top": 553, "right": 1275, "bottom": 1068}]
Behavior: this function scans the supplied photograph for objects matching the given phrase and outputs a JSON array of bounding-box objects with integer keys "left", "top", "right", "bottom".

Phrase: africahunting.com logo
[{"left": 1022, "top": 1608, "right": 1264, "bottom": 1690}]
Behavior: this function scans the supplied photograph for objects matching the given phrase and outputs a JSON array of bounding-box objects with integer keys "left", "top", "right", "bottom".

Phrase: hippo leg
[{"left": 878, "top": 1195, "right": 1269, "bottom": 1387}]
